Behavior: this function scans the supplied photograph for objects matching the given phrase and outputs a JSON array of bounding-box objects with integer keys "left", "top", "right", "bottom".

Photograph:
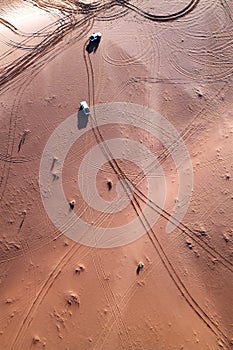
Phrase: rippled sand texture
[{"left": 0, "top": 1, "right": 233, "bottom": 349}]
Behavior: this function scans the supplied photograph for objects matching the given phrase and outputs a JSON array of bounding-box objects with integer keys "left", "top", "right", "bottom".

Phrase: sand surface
[{"left": 0, "top": 0, "right": 233, "bottom": 349}]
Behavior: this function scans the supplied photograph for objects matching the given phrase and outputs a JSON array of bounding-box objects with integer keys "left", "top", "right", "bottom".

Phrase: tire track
[
  {"left": 0, "top": 0, "right": 201, "bottom": 93},
  {"left": 93, "top": 260, "right": 155, "bottom": 350},
  {"left": 11, "top": 242, "right": 85, "bottom": 349},
  {"left": 83, "top": 32, "right": 232, "bottom": 349},
  {"left": 2, "top": 9, "right": 226, "bottom": 348},
  {"left": 92, "top": 251, "right": 135, "bottom": 350},
  {"left": 1, "top": 0, "right": 231, "bottom": 348},
  {"left": 130, "top": 193, "right": 231, "bottom": 348},
  {"left": 164, "top": 1, "right": 233, "bottom": 82},
  {"left": 115, "top": 80, "right": 233, "bottom": 272},
  {"left": 119, "top": 0, "right": 200, "bottom": 22},
  {"left": 102, "top": 20, "right": 157, "bottom": 67},
  {"left": 85, "top": 48, "right": 233, "bottom": 273},
  {"left": 0, "top": 86, "right": 26, "bottom": 202},
  {"left": 0, "top": 16, "right": 94, "bottom": 203}
]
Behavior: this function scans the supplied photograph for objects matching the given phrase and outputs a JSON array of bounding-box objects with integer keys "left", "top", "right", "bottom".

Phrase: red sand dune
[{"left": 0, "top": 1, "right": 233, "bottom": 349}]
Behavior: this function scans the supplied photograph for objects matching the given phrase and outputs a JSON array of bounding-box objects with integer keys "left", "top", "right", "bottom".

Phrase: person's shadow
[
  {"left": 77, "top": 108, "right": 89, "bottom": 129},
  {"left": 86, "top": 37, "right": 101, "bottom": 54}
]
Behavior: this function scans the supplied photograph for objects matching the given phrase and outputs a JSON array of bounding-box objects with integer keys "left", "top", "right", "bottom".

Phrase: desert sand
[{"left": 0, "top": 0, "right": 233, "bottom": 349}]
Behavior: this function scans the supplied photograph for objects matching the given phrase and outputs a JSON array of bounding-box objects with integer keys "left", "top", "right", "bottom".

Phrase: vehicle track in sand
[
  {"left": 83, "top": 24, "right": 233, "bottom": 274},
  {"left": 0, "top": 0, "right": 203, "bottom": 199},
  {"left": 1, "top": 1, "right": 233, "bottom": 348},
  {"left": 83, "top": 32, "right": 232, "bottom": 349}
]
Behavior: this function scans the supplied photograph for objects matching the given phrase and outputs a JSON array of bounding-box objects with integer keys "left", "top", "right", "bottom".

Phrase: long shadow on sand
[
  {"left": 86, "top": 37, "right": 101, "bottom": 54},
  {"left": 77, "top": 109, "right": 89, "bottom": 129}
]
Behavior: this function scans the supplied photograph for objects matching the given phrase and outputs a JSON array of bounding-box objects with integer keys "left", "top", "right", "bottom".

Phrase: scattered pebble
[
  {"left": 5, "top": 298, "right": 13, "bottom": 304},
  {"left": 69, "top": 200, "right": 76, "bottom": 210},
  {"left": 66, "top": 292, "right": 80, "bottom": 306},
  {"left": 52, "top": 173, "right": 59, "bottom": 180},
  {"left": 136, "top": 261, "right": 144, "bottom": 275},
  {"left": 194, "top": 226, "right": 207, "bottom": 237},
  {"left": 75, "top": 264, "right": 85, "bottom": 274},
  {"left": 32, "top": 336, "right": 40, "bottom": 344},
  {"left": 218, "top": 340, "right": 224, "bottom": 348},
  {"left": 212, "top": 258, "right": 219, "bottom": 264},
  {"left": 186, "top": 240, "right": 193, "bottom": 249},
  {"left": 223, "top": 234, "right": 229, "bottom": 243},
  {"left": 107, "top": 180, "right": 113, "bottom": 191},
  {"left": 196, "top": 89, "right": 203, "bottom": 98}
]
